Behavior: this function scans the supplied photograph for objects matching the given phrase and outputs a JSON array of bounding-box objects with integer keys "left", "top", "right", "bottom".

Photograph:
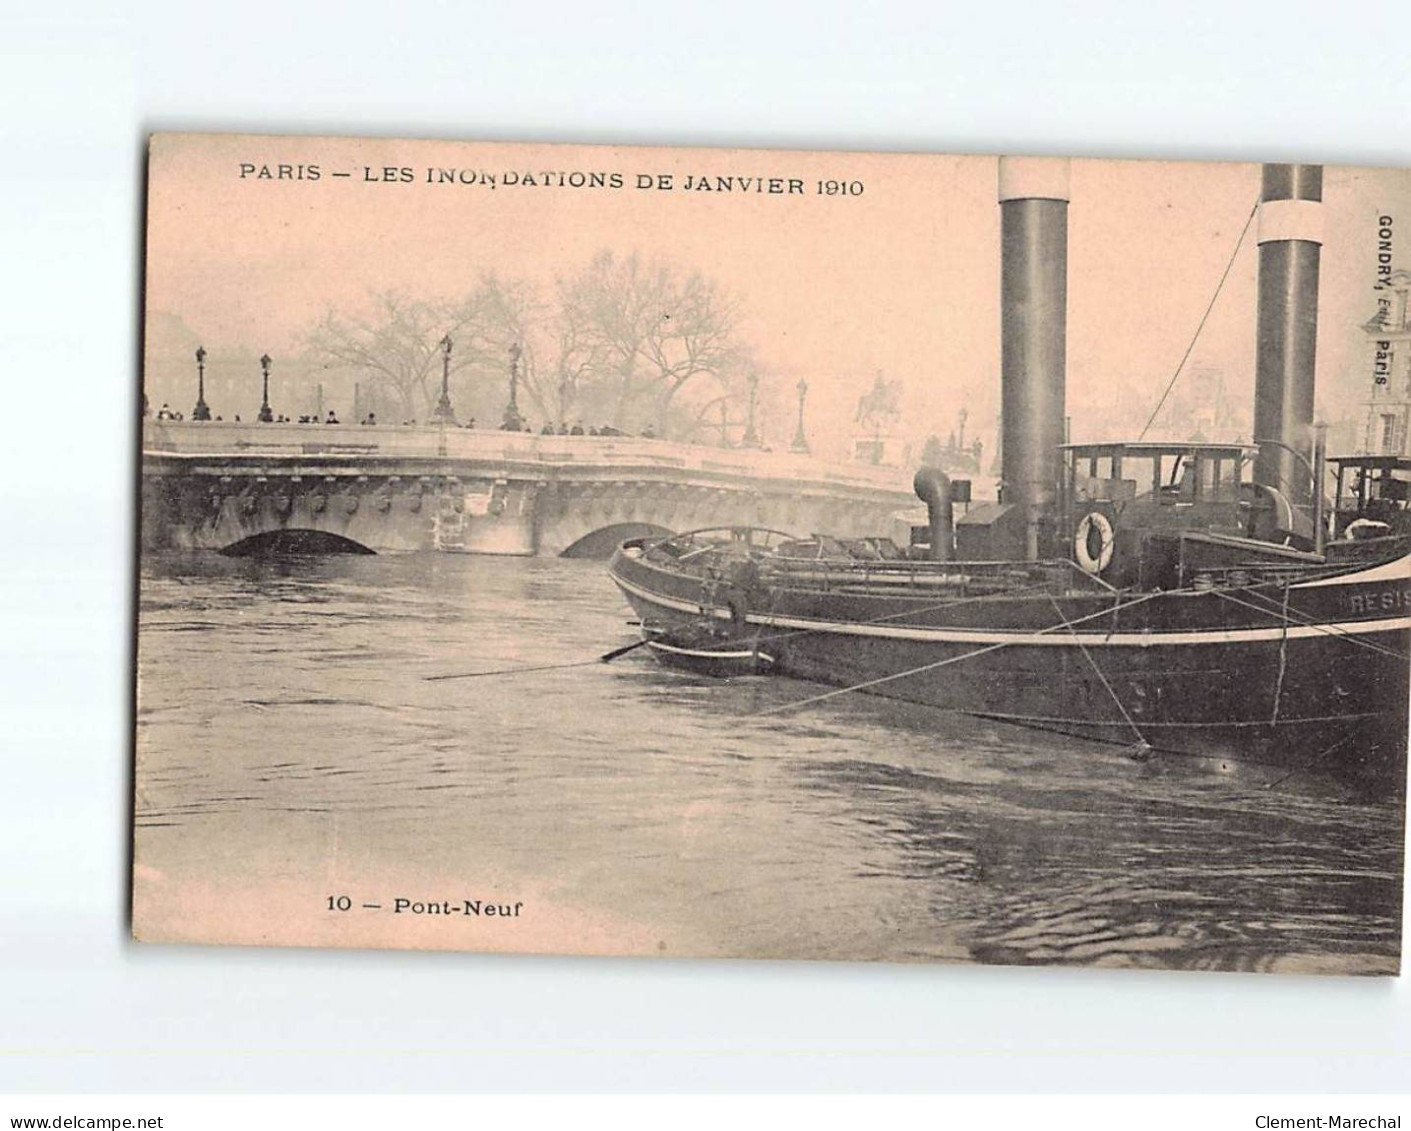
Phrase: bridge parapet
[
  {"left": 141, "top": 421, "right": 920, "bottom": 555},
  {"left": 143, "top": 421, "right": 910, "bottom": 492}
]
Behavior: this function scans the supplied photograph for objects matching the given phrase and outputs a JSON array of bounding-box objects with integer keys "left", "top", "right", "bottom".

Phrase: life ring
[{"left": 1074, "top": 511, "right": 1115, "bottom": 575}]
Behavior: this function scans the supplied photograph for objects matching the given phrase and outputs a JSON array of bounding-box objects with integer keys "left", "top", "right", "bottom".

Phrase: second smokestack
[{"left": 1253, "top": 163, "right": 1323, "bottom": 507}]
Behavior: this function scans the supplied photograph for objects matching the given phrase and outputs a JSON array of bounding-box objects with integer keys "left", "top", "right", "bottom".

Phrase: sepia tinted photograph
[{"left": 135, "top": 133, "right": 1409, "bottom": 974}]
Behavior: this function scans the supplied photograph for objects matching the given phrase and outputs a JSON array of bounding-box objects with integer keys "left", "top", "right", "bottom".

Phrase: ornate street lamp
[
  {"left": 431, "top": 334, "right": 457, "bottom": 424},
  {"left": 791, "top": 378, "right": 810, "bottom": 453},
  {"left": 502, "top": 342, "right": 524, "bottom": 431},
  {"left": 742, "top": 372, "right": 761, "bottom": 449},
  {"left": 258, "top": 353, "right": 274, "bottom": 422},
  {"left": 192, "top": 345, "right": 211, "bottom": 421}
]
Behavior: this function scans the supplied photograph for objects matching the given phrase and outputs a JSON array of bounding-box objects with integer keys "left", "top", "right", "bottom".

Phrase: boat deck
[{"left": 625, "top": 530, "right": 1371, "bottom": 605}]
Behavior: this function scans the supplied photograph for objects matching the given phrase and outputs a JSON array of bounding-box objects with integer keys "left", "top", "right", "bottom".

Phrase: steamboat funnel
[
  {"left": 1253, "top": 163, "right": 1323, "bottom": 506},
  {"left": 999, "top": 157, "right": 1070, "bottom": 559}
]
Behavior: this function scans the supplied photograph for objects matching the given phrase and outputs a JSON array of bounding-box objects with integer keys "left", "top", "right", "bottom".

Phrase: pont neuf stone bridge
[{"left": 141, "top": 421, "right": 918, "bottom": 556}]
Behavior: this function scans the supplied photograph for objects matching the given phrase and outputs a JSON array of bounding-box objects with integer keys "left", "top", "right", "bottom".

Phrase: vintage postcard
[{"left": 135, "top": 133, "right": 1409, "bottom": 973}]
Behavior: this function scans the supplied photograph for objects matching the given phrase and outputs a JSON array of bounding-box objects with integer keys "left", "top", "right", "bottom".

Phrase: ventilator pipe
[
  {"left": 913, "top": 466, "right": 954, "bottom": 561},
  {"left": 1312, "top": 422, "right": 1328, "bottom": 556}
]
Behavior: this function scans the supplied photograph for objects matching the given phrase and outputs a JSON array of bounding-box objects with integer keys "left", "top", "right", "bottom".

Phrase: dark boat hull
[{"left": 610, "top": 545, "right": 1410, "bottom": 784}]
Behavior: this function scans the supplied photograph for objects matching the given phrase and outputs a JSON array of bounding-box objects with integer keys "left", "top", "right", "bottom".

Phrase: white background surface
[{"left": 2, "top": 0, "right": 1408, "bottom": 1094}]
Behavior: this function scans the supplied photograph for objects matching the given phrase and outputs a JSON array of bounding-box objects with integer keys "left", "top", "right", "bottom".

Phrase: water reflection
[{"left": 135, "top": 552, "right": 1404, "bottom": 973}]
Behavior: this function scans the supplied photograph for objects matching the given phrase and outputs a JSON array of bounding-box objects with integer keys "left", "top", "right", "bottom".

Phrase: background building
[{"left": 1359, "top": 268, "right": 1411, "bottom": 455}]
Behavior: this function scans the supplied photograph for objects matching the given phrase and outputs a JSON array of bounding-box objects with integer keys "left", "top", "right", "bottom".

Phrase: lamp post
[
  {"left": 432, "top": 334, "right": 457, "bottom": 424},
  {"left": 502, "top": 342, "right": 524, "bottom": 431},
  {"left": 192, "top": 346, "right": 211, "bottom": 421},
  {"left": 742, "top": 372, "right": 760, "bottom": 448},
  {"left": 258, "top": 353, "right": 274, "bottom": 422},
  {"left": 791, "top": 378, "right": 809, "bottom": 453}
]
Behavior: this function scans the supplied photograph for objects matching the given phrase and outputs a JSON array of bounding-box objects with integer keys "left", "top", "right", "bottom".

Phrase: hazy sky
[{"left": 146, "top": 133, "right": 1411, "bottom": 452}]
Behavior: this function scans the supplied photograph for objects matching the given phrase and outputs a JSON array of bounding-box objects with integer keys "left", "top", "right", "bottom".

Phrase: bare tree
[
  {"left": 306, "top": 277, "right": 555, "bottom": 424},
  {"left": 306, "top": 292, "right": 486, "bottom": 422},
  {"left": 448, "top": 274, "right": 609, "bottom": 429},
  {"left": 558, "top": 251, "right": 745, "bottom": 436},
  {"left": 545, "top": 296, "right": 605, "bottom": 427},
  {"left": 445, "top": 274, "right": 548, "bottom": 425},
  {"left": 304, "top": 254, "right": 747, "bottom": 436}
]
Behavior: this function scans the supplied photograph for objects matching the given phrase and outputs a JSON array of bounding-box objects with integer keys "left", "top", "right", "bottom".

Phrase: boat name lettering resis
[{"left": 1346, "top": 585, "right": 1411, "bottom": 614}]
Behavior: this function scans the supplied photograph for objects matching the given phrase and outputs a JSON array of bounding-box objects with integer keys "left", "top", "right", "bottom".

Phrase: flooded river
[{"left": 134, "top": 552, "right": 1405, "bottom": 974}]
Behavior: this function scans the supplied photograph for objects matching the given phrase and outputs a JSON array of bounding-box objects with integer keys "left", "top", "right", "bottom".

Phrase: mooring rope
[
  {"left": 1214, "top": 587, "right": 1410, "bottom": 662},
  {"left": 425, "top": 576, "right": 1074, "bottom": 683},
  {"left": 424, "top": 654, "right": 623, "bottom": 681},
  {"left": 1270, "top": 580, "right": 1291, "bottom": 725},
  {"left": 723, "top": 573, "right": 1074, "bottom": 653},
  {"left": 1138, "top": 198, "right": 1259, "bottom": 442},
  {"left": 1046, "top": 593, "right": 1148, "bottom": 750},
  {"left": 1262, "top": 732, "right": 1356, "bottom": 792},
  {"left": 749, "top": 590, "right": 1165, "bottom": 717},
  {"left": 425, "top": 637, "right": 655, "bottom": 681}
]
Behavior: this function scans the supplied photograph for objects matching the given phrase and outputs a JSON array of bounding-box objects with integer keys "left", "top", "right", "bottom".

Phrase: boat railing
[
  {"left": 1184, "top": 558, "right": 1368, "bottom": 591},
  {"left": 756, "top": 556, "right": 1117, "bottom": 597},
  {"left": 634, "top": 538, "right": 1117, "bottom": 597},
  {"left": 642, "top": 526, "right": 803, "bottom": 558},
  {"left": 637, "top": 527, "right": 1121, "bottom": 598}
]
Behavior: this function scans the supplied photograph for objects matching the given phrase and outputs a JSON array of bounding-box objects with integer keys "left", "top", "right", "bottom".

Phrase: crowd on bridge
[
  {"left": 149, "top": 396, "right": 665, "bottom": 440},
  {"left": 533, "top": 421, "right": 648, "bottom": 437}
]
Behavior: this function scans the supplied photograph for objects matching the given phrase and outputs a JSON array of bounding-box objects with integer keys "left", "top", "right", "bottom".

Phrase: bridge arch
[
  {"left": 559, "top": 522, "right": 673, "bottom": 559},
  {"left": 221, "top": 529, "right": 377, "bottom": 557},
  {"left": 143, "top": 425, "right": 918, "bottom": 556}
]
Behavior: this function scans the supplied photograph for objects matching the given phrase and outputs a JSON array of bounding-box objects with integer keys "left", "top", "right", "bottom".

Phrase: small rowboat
[{"left": 641, "top": 621, "right": 776, "bottom": 678}]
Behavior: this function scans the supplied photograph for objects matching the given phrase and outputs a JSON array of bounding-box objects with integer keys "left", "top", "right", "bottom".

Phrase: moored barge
[{"left": 609, "top": 157, "right": 1411, "bottom": 786}]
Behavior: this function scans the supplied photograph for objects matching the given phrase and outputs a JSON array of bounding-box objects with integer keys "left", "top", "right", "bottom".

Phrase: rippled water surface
[{"left": 135, "top": 553, "right": 1406, "bottom": 973}]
